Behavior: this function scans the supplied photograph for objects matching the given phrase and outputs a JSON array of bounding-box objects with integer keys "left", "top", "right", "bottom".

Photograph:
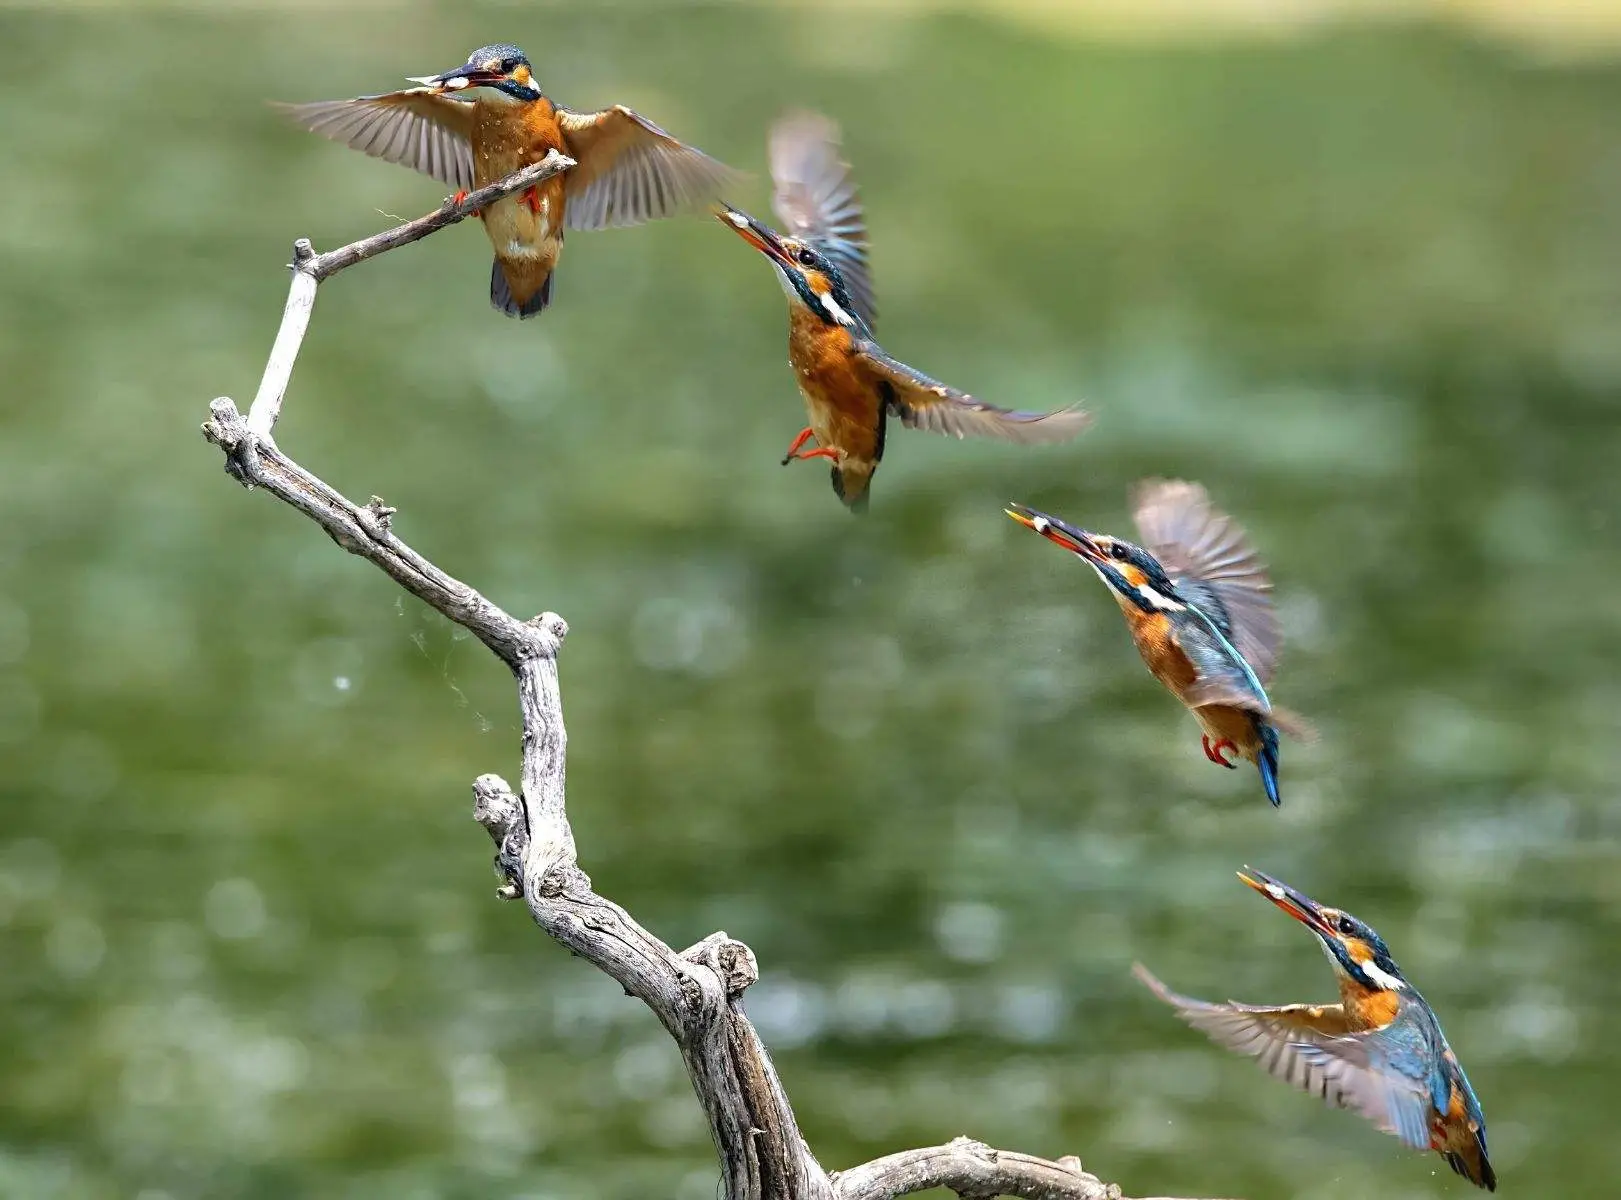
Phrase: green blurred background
[{"left": 2, "top": 2, "right": 1619, "bottom": 1197}]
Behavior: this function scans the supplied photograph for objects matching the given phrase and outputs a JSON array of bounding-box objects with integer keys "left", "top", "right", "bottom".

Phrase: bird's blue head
[
  {"left": 408, "top": 43, "right": 540, "bottom": 102},
  {"left": 716, "top": 204, "right": 868, "bottom": 332}
]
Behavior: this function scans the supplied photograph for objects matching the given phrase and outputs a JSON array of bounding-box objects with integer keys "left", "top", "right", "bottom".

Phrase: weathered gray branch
[
  {"left": 247, "top": 152, "right": 575, "bottom": 439},
  {"left": 833, "top": 1137, "right": 1238, "bottom": 1200},
  {"left": 201, "top": 165, "right": 1228, "bottom": 1200}
]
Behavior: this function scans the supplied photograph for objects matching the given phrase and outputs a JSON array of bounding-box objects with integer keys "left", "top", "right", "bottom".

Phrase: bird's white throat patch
[
  {"left": 1359, "top": 958, "right": 1406, "bottom": 991},
  {"left": 1135, "top": 583, "right": 1184, "bottom": 611},
  {"left": 1319, "top": 935, "right": 1405, "bottom": 991},
  {"left": 818, "top": 291, "right": 854, "bottom": 326}
]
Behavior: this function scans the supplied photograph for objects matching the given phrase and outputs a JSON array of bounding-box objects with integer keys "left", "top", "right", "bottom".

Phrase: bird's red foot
[
  {"left": 1202, "top": 736, "right": 1239, "bottom": 769},
  {"left": 451, "top": 190, "right": 481, "bottom": 218},
  {"left": 781, "top": 427, "right": 816, "bottom": 465},
  {"left": 522, "top": 185, "right": 542, "bottom": 215}
]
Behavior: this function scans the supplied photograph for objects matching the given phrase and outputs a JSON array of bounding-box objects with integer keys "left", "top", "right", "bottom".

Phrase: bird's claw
[
  {"left": 781, "top": 426, "right": 817, "bottom": 466},
  {"left": 522, "top": 185, "right": 542, "bottom": 215},
  {"left": 452, "top": 189, "right": 482, "bottom": 218},
  {"left": 1202, "top": 735, "right": 1239, "bottom": 769}
]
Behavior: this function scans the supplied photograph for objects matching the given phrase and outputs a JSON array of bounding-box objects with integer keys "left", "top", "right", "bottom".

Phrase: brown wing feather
[
  {"left": 558, "top": 105, "right": 740, "bottom": 230},
  {"left": 1133, "top": 964, "right": 1431, "bottom": 1149},
  {"left": 275, "top": 91, "right": 476, "bottom": 192},
  {"left": 1131, "top": 479, "right": 1281, "bottom": 685},
  {"left": 1134, "top": 963, "right": 1357, "bottom": 1098},
  {"left": 855, "top": 341, "right": 1090, "bottom": 444},
  {"left": 769, "top": 111, "right": 876, "bottom": 328}
]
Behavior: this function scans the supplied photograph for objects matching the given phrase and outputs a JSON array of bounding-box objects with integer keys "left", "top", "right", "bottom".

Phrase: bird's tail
[
  {"left": 491, "top": 260, "right": 553, "bottom": 319},
  {"left": 1445, "top": 1131, "right": 1497, "bottom": 1192},
  {"left": 1255, "top": 719, "right": 1282, "bottom": 807},
  {"left": 831, "top": 464, "right": 873, "bottom": 514}
]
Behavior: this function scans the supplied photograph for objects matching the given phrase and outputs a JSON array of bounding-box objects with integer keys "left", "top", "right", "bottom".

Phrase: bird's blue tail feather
[{"left": 1256, "top": 721, "right": 1282, "bottom": 807}]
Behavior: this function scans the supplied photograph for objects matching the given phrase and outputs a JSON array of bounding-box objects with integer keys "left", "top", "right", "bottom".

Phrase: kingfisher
[
  {"left": 1135, "top": 867, "right": 1496, "bottom": 1191},
  {"left": 1006, "top": 480, "right": 1309, "bottom": 805},
  {"left": 280, "top": 44, "right": 739, "bottom": 318},
  {"left": 717, "top": 111, "right": 1089, "bottom": 511}
]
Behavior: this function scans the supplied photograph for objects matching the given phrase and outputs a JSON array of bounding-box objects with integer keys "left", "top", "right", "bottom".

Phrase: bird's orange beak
[
  {"left": 1237, "top": 867, "right": 1335, "bottom": 939},
  {"left": 1005, "top": 503, "right": 1106, "bottom": 564},
  {"left": 716, "top": 204, "right": 793, "bottom": 270}
]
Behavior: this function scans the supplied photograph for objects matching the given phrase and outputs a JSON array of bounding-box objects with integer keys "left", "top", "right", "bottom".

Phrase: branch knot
[
  {"left": 682, "top": 932, "right": 760, "bottom": 998},
  {"left": 364, "top": 496, "right": 397, "bottom": 530},
  {"left": 202, "top": 397, "right": 261, "bottom": 485},
  {"left": 472, "top": 773, "right": 528, "bottom": 896},
  {"left": 525, "top": 611, "right": 569, "bottom": 652}
]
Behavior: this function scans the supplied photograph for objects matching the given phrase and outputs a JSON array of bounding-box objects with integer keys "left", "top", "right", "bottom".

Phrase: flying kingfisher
[
  {"left": 717, "top": 112, "right": 1089, "bottom": 511},
  {"left": 1006, "top": 480, "right": 1309, "bottom": 805},
  {"left": 1135, "top": 868, "right": 1496, "bottom": 1191},
  {"left": 280, "top": 44, "right": 739, "bottom": 318}
]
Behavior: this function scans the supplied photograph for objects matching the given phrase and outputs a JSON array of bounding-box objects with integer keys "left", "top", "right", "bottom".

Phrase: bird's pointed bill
[
  {"left": 716, "top": 205, "right": 792, "bottom": 269},
  {"left": 1238, "top": 867, "right": 1334, "bottom": 938},
  {"left": 405, "top": 63, "right": 497, "bottom": 92},
  {"left": 1005, "top": 504, "right": 1105, "bottom": 563}
]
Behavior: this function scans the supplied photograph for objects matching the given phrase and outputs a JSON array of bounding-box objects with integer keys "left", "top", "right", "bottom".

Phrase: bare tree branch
[
  {"left": 201, "top": 164, "right": 1232, "bottom": 1200},
  {"left": 247, "top": 152, "right": 575, "bottom": 439},
  {"left": 833, "top": 1137, "right": 1239, "bottom": 1200}
]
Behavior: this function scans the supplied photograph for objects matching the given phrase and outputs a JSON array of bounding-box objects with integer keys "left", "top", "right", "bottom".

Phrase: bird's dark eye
[
  {"left": 500, "top": 57, "right": 519, "bottom": 72},
  {"left": 1109, "top": 544, "right": 1127, "bottom": 560},
  {"left": 1336, "top": 916, "right": 1356, "bottom": 935},
  {"left": 795, "top": 248, "right": 815, "bottom": 266}
]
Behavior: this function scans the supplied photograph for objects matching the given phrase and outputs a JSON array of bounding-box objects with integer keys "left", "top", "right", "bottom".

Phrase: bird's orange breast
[
  {"left": 787, "top": 311, "right": 882, "bottom": 465},
  {"left": 469, "top": 97, "right": 565, "bottom": 183},
  {"left": 1122, "top": 608, "right": 1198, "bottom": 697},
  {"left": 1337, "top": 981, "right": 1402, "bottom": 1031},
  {"left": 470, "top": 98, "right": 569, "bottom": 259}
]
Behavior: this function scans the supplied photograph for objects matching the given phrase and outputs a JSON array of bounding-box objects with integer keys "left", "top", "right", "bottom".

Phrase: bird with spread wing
[
  {"left": 1136, "top": 868, "right": 1496, "bottom": 1190},
  {"left": 718, "top": 111, "right": 1089, "bottom": 510},
  {"left": 280, "top": 43, "right": 739, "bottom": 318},
  {"left": 1007, "top": 480, "right": 1311, "bottom": 805}
]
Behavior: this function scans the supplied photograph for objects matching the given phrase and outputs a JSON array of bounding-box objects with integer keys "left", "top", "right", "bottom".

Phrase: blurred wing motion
[
  {"left": 769, "top": 110, "right": 876, "bottom": 328},
  {"left": 856, "top": 341, "right": 1090, "bottom": 444},
  {"left": 276, "top": 91, "right": 476, "bottom": 191},
  {"left": 559, "top": 105, "right": 740, "bottom": 230},
  {"left": 1178, "top": 656, "right": 1272, "bottom": 716},
  {"left": 1134, "top": 964, "right": 1432, "bottom": 1150},
  {"left": 1132, "top": 479, "right": 1282, "bottom": 685}
]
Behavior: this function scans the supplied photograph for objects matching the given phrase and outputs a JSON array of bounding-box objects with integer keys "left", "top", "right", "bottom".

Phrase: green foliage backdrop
[{"left": 1, "top": 5, "right": 1618, "bottom": 1198}]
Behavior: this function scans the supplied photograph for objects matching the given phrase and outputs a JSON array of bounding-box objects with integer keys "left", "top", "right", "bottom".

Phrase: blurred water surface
[{"left": 1, "top": 4, "right": 1619, "bottom": 1198}]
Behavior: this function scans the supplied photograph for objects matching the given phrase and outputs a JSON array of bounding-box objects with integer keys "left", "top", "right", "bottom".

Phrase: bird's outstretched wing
[
  {"left": 1291, "top": 1036, "right": 1437, "bottom": 1151},
  {"left": 768, "top": 111, "right": 876, "bottom": 328},
  {"left": 1132, "top": 479, "right": 1281, "bottom": 685},
  {"left": 1135, "top": 964, "right": 1433, "bottom": 1151},
  {"left": 276, "top": 91, "right": 476, "bottom": 192},
  {"left": 856, "top": 341, "right": 1090, "bottom": 444},
  {"left": 558, "top": 106, "right": 740, "bottom": 230}
]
